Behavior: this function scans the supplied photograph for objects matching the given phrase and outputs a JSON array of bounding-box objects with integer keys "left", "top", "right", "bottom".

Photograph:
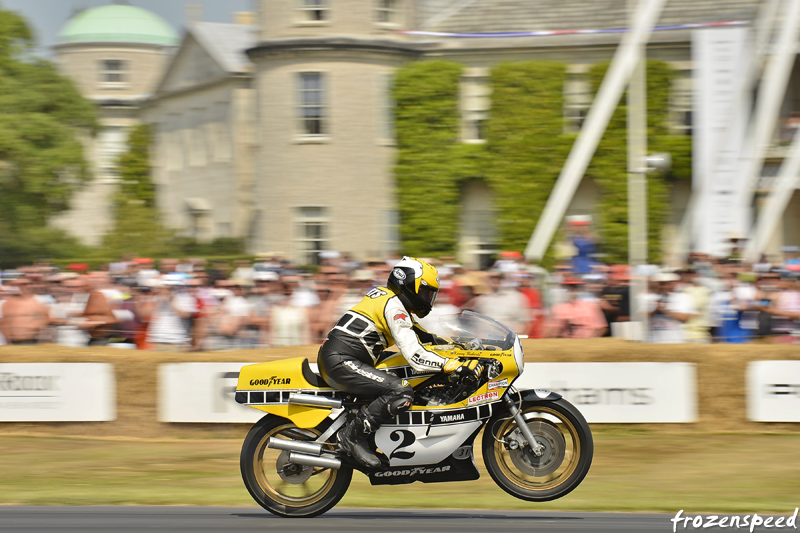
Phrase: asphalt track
[{"left": 0, "top": 506, "right": 713, "bottom": 532}]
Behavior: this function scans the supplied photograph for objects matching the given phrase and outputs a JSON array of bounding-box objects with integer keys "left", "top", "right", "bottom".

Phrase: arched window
[{"left": 458, "top": 180, "right": 497, "bottom": 270}]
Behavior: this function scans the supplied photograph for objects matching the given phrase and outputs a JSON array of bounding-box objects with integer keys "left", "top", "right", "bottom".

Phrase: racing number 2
[{"left": 388, "top": 430, "right": 416, "bottom": 460}]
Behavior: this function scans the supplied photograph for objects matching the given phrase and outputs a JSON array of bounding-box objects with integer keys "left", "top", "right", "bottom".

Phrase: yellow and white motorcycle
[{"left": 235, "top": 310, "right": 593, "bottom": 517}]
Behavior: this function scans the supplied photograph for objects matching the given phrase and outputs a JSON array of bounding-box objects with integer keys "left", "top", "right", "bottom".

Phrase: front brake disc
[{"left": 508, "top": 421, "right": 566, "bottom": 477}]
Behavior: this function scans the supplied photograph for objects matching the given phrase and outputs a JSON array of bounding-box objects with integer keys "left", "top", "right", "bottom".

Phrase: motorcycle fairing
[
  {"left": 375, "top": 403, "right": 497, "bottom": 467},
  {"left": 394, "top": 403, "right": 493, "bottom": 426},
  {"left": 368, "top": 425, "right": 483, "bottom": 485},
  {"left": 375, "top": 421, "right": 483, "bottom": 467}
]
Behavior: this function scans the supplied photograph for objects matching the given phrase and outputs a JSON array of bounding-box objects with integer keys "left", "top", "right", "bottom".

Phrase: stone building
[
  {"left": 142, "top": 20, "right": 257, "bottom": 243},
  {"left": 246, "top": 0, "right": 422, "bottom": 265},
  {"left": 50, "top": 3, "right": 179, "bottom": 246}
]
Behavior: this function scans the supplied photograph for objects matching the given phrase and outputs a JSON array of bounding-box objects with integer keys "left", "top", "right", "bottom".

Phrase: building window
[
  {"left": 376, "top": 0, "right": 400, "bottom": 25},
  {"left": 564, "top": 67, "right": 591, "bottom": 134},
  {"left": 98, "top": 59, "right": 128, "bottom": 87},
  {"left": 189, "top": 110, "right": 207, "bottom": 167},
  {"left": 379, "top": 73, "right": 395, "bottom": 143},
  {"left": 297, "top": 207, "right": 329, "bottom": 266},
  {"left": 460, "top": 68, "right": 491, "bottom": 143},
  {"left": 97, "top": 126, "right": 128, "bottom": 182},
  {"left": 381, "top": 209, "right": 400, "bottom": 256},
  {"left": 670, "top": 70, "right": 693, "bottom": 136},
  {"left": 459, "top": 180, "right": 498, "bottom": 270},
  {"left": 298, "top": 72, "right": 327, "bottom": 137},
  {"left": 298, "top": 0, "right": 328, "bottom": 22},
  {"left": 213, "top": 102, "right": 232, "bottom": 162},
  {"left": 166, "top": 115, "right": 184, "bottom": 171}
]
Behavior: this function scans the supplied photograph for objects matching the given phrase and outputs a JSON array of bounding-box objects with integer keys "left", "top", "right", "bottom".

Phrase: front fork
[{"left": 503, "top": 395, "right": 545, "bottom": 457}]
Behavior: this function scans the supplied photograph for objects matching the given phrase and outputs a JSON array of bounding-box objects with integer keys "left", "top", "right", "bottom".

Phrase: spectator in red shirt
[
  {"left": 515, "top": 271, "right": 545, "bottom": 338},
  {"left": 545, "top": 277, "right": 607, "bottom": 339}
]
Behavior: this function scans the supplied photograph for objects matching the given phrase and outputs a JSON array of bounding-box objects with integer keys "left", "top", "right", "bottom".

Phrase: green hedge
[
  {"left": 585, "top": 60, "right": 692, "bottom": 264},
  {"left": 392, "top": 58, "right": 691, "bottom": 267},
  {"left": 393, "top": 60, "right": 464, "bottom": 256},
  {"left": 486, "top": 61, "right": 573, "bottom": 267}
]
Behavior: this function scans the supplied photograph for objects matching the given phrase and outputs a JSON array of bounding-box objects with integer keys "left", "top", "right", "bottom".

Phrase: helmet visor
[{"left": 418, "top": 284, "right": 438, "bottom": 308}]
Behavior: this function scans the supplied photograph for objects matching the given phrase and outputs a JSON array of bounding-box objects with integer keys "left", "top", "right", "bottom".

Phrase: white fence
[{"left": 1, "top": 361, "right": 797, "bottom": 424}]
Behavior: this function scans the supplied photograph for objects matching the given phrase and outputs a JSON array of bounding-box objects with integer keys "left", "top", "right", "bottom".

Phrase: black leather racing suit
[{"left": 317, "top": 285, "right": 447, "bottom": 426}]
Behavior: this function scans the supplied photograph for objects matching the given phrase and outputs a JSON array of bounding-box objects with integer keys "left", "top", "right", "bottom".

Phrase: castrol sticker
[{"left": 467, "top": 390, "right": 499, "bottom": 405}]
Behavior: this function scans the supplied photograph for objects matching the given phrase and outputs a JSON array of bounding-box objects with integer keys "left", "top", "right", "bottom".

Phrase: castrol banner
[
  {"left": 0, "top": 363, "right": 115, "bottom": 421},
  {"left": 158, "top": 363, "right": 263, "bottom": 423},
  {"left": 515, "top": 362, "right": 697, "bottom": 423}
]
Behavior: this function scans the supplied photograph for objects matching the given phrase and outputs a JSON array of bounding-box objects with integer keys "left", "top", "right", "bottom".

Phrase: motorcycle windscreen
[{"left": 436, "top": 311, "right": 515, "bottom": 351}]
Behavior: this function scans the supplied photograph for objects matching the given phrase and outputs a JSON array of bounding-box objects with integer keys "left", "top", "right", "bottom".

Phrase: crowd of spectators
[{"left": 1, "top": 244, "right": 799, "bottom": 351}]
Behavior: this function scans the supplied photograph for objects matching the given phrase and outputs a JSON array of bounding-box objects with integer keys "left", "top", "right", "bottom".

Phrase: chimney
[
  {"left": 233, "top": 12, "right": 256, "bottom": 25},
  {"left": 186, "top": 2, "right": 203, "bottom": 24}
]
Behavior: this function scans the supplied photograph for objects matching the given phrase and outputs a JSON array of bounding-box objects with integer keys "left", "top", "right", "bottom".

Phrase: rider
[{"left": 317, "top": 256, "right": 480, "bottom": 468}]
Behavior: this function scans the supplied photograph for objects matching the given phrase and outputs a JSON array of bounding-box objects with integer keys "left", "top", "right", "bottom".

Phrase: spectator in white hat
[{"left": 642, "top": 271, "right": 696, "bottom": 343}]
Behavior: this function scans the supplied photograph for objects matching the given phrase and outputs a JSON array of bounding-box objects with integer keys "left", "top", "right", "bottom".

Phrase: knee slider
[{"left": 387, "top": 391, "right": 414, "bottom": 416}]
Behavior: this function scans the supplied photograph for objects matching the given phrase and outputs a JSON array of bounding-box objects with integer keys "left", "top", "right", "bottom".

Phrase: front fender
[{"left": 512, "top": 388, "right": 563, "bottom": 403}]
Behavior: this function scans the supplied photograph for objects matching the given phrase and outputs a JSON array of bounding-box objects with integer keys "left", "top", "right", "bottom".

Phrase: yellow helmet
[{"left": 386, "top": 256, "right": 440, "bottom": 318}]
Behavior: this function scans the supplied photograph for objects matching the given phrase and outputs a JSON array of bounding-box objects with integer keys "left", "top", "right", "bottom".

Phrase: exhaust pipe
[
  {"left": 288, "top": 393, "right": 342, "bottom": 409},
  {"left": 268, "top": 438, "right": 324, "bottom": 456},
  {"left": 288, "top": 452, "right": 341, "bottom": 470}
]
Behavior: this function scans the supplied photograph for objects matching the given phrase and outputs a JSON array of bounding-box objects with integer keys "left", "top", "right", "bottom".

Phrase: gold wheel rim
[
  {"left": 493, "top": 406, "right": 581, "bottom": 491},
  {"left": 253, "top": 423, "right": 338, "bottom": 508}
]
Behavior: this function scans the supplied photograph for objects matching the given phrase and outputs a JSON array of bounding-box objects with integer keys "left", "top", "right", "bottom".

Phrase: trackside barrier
[
  {"left": 0, "top": 363, "right": 115, "bottom": 421},
  {"left": 158, "top": 362, "right": 698, "bottom": 424},
  {"left": 1, "top": 353, "right": 799, "bottom": 430},
  {"left": 747, "top": 360, "right": 800, "bottom": 422}
]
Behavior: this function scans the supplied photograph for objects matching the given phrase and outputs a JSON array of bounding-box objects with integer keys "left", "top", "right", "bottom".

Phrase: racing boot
[{"left": 338, "top": 408, "right": 381, "bottom": 469}]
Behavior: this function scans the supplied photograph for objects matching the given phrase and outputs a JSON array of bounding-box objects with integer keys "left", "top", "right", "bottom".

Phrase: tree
[
  {"left": 0, "top": 7, "right": 98, "bottom": 266},
  {"left": 102, "top": 123, "right": 173, "bottom": 258}
]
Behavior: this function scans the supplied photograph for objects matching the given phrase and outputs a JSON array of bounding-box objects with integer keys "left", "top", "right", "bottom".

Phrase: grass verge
[{"left": 1, "top": 429, "right": 798, "bottom": 513}]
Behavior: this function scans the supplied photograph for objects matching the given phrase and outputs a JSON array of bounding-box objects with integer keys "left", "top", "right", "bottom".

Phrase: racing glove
[{"left": 443, "top": 359, "right": 483, "bottom": 383}]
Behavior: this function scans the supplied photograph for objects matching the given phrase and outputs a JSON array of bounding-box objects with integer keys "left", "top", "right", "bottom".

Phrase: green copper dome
[{"left": 58, "top": 4, "right": 179, "bottom": 46}]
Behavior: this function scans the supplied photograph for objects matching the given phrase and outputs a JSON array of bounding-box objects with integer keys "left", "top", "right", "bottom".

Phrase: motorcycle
[{"left": 235, "top": 310, "right": 593, "bottom": 517}]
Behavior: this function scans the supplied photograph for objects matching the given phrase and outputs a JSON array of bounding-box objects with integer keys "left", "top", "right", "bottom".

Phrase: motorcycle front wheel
[
  {"left": 482, "top": 398, "right": 593, "bottom": 502},
  {"left": 240, "top": 414, "right": 352, "bottom": 517}
]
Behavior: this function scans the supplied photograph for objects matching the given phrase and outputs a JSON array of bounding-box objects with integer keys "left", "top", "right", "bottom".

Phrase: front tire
[
  {"left": 482, "top": 398, "right": 593, "bottom": 502},
  {"left": 240, "top": 414, "right": 352, "bottom": 517}
]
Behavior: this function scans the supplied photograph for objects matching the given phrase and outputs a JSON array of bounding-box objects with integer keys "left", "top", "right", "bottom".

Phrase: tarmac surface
[{"left": 0, "top": 506, "right": 706, "bottom": 532}]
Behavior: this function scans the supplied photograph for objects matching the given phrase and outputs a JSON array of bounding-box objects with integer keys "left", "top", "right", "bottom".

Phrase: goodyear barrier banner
[
  {"left": 515, "top": 362, "right": 698, "bottom": 423},
  {"left": 0, "top": 363, "right": 115, "bottom": 421},
  {"left": 747, "top": 361, "right": 800, "bottom": 422},
  {"left": 158, "top": 362, "right": 262, "bottom": 423}
]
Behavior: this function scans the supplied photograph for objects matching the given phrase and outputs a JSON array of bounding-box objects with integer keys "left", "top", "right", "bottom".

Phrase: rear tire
[
  {"left": 240, "top": 414, "right": 352, "bottom": 517},
  {"left": 482, "top": 398, "right": 592, "bottom": 502}
]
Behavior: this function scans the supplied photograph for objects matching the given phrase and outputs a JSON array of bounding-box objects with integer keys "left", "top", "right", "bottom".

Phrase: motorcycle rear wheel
[
  {"left": 240, "top": 414, "right": 352, "bottom": 517},
  {"left": 482, "top": 398, "right": 593, "bottom": 502}
]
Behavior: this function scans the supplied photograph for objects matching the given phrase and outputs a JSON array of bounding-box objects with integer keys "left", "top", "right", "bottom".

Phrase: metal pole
[
  {"left": 524, "top": 0, "right": 667, "bottom": 262},
  {"left": 744, "top": 118, "right": 800, "bottom": 262},
  {"left": 627, "top": 0, "right": 648, "bottom": 341},
  {"left": 739, "top": 0, "right": 800, "bottom": 218},
  {"left": 673, "top": 0, "right": 778, "bottom": 261}
]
